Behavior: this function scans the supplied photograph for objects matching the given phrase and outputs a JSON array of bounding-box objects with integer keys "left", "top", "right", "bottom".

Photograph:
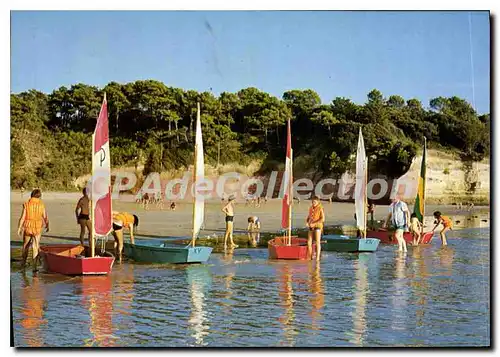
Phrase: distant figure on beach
[
  {"left": 294, "top": 196, "right": 301, "bottom": 204},
  {"left": 367, "top": 201, "right": 375, "bottom": 229},
  {"left": 383, "top": 196, "right": 409, "bottom": 253},
  {"left": 142, "top": 193, "right": 149, "bottom": 210},
  {"left": 112, "top": 212, "right": 139, "bottom": 262},
  {"left": 306, "top": 196, "right": 325, "bottom": 261},
  {"left": 329, "top": 196, "right": 333, "bottom": 204},
  {"left": 75, "top": 188, "right": 91, "bottom": 246},
  {"left": 409, "top": 213, "right": 423, "bottom": 246},
  {"left": 156, "top": 192, "right": 164, "bottom": 210},
  {"left": 432, "top": 211, "right": 452, "bottom": 246},
  {"left": 247, "top": 216, "right": 261, "bottom": 247},
  {"left": 20, "top": 186, "right": 25, "bottom": 198},
  {"left": 222, "top": 195, "right": 238, "bottom": 248},
  {"left": 17, "top": 189, "right": 49, "bottom": 272},
  {"left": 170, "top": 201, "right": 176, "bottom": 211},
  {"left": 468, "top": 202, "right": 475, "bottom": 211},
  {"left": 264, "top": 196, "right": 268, "bottom": 204}
]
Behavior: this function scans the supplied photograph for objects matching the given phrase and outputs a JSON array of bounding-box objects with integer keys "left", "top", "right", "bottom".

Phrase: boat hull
[
  {"left": 123, "top": 241, "right": 212, "bottom": 264},
  {"left": 322, "top": 235, "right": 380, "bottom": 252},
  {"left": 268, "top": 236, "right": 315, "bottom": 260},
  {"left": 366, "top": 230, "right": 434, "bottom": 245},
  {"left": 40, "top": 245, "right": 114, "bottom": 275}
]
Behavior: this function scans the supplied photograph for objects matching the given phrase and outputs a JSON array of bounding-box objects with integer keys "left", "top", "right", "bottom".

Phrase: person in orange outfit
[
  {"left": 432, "top": 211, "right": 452, "bottom": 246},
  {"left": 17, "top": 189, "right": 49, "bottom": 272},
  {"left": 112, "top": 211, "right": 139, "bottom": 262},
  {"left": 306, "top": 196, "right": 325, "bottom": 261}
]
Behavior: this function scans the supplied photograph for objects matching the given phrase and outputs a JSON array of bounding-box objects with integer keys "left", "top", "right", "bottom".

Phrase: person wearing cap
[
  {"left": 383, "top": 195, "right": 409, "bottom": 253},
  {"left": 222, "top": 195, "right": 238, "bottom": 248},
  {"left": 247, "top": 215, "right": 261, "bottom": 247}
]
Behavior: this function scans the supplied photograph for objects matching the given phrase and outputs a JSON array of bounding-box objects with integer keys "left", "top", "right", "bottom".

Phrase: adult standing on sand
[
  {"left": 17, "top": 189, "right": 49, "bottom": 272},
  {"left": 306, "top": 196, "right": 325, "bottom": 261},
  {"left": 222, "top": 195, "right": 238, "bottom": 248},
  {"left": 75, "top": 188, "right": 91, "bottom": 245},
  {"left": 383, "top": 195, "right": 410, "bottom": 253}
]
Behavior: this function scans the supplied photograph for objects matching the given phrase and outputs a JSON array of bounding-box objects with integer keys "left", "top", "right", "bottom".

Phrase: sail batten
[
  {"left": 355, "top": 128, "right": 367, "bottom": 234},
  {"left": 91, "top": 94, "right": 112, "bottom": 237},
  {"left": 192, "top": 102, "right": 205, "bottom": 241}
]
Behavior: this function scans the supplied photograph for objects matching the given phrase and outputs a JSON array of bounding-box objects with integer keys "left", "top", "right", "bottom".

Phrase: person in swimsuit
[
  {"left": 409, "top": 213, "right": 423, "bottom": 246},
  {"left": 112, "top": 211, "right": 139, "bottom": 262},
  {"left": 247, "top": 216, "right": 261, "bottom": 247},
  {"left": 17, "top": 189, "right": 49, "bottom": 272},
  {"left": 306, "top": 196, "right": 325, "bottom": 261},
  {"left": 432, "top": 211, "right": 452, "bottom": 246},
  {"left": 222, "top": 195, "right": 237, "bottom": 248},
  {"left": 75, "top": 187, "right": 91, "bottom": 246}
]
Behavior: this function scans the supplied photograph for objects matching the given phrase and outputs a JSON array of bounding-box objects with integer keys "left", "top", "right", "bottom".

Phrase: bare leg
[
  {"left": 315, "top": 229, "right": 321, "bottom": 261},
  {"left": 228, "top": 222, "right": 237, "bottom": 247},
  {"left": 79, "top": 220, "right": 86, "bottom": 245},
  {"left": 307, "top": 230, "right": 313, "bottom": 260},
  {"left": 224, "top": 222, "right": 230, "bottom": 248},
  {"left": 21, "top": 235, "right": 32, "bottom": 269},
  {"left": 85, "top": 219, "right": 92, "bottom": 243},
  {"left": 440, "top": 227, "right": 449, "bottom": 246},
  {"left": 31, "top": 235, "right": 41, "bottom": 272}
]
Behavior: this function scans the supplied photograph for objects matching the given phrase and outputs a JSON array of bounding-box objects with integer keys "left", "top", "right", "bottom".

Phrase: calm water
[{"left": 11, "top": 228, "right": 490, "bottom": 347}]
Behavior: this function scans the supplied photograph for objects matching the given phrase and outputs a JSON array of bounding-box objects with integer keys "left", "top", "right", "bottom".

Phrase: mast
[
  {"left": 355, "top": 128, "right": 367, "bottom": 239},
  {"left": 191, "top": 102, "right": 205, "bottom": 247},
  {"left": 288, "top": 148, "right": 293, "bottom": 245},
  {"left": 363, "top": 155, "right": 368, "bottom": 239}
]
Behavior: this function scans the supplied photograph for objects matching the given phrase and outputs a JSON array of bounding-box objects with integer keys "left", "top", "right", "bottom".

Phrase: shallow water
[{"left": 11, "top": 228, "right": 490, "bottom": 347}]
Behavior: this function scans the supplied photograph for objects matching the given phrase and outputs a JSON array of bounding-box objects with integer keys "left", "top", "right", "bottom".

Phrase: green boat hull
[
  {"left": 123, "top": 241, "right": 212, "bottom": 264},
  {"left": 322, "top": 235, "right": 380, "bottom": 252}
]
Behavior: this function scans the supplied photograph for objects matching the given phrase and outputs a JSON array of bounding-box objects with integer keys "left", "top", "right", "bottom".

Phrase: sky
[{"left": 11, "top": 11, "right": 490, "bottom": 114}]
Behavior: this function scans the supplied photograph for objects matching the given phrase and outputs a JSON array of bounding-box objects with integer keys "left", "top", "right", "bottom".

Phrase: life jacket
[
  {"left": 308, "top": 203, "right": 325, "bottom": 229},
  {"left": 441, "top": 215, "right": 453, "bottom": 228},
  {"left": 23, "top": 198, "right": 46, "bottom": 235},
  {"left": 113, "top": 212, "right": 135, "bottom": 227}
]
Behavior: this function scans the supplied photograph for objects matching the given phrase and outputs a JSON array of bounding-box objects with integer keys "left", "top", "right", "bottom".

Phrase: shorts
[
  {"left": 78, "top": 214, "right": 90, "bottom": 221},
  {"left": 309, "top": 227, "right": 322, "bottom": 232},
  {"left": 113, "top": 223, "right": 123, "bottom": 231},
  {"left": 225, "top": 216, "right": 234, "bottom": 223}
]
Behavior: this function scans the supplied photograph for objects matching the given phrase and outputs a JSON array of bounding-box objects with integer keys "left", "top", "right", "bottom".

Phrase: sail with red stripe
[
  {"left": 281, "top": 120, "right": 292, "bottom": 229},
  {"left": 91, "top": 94, "right": 112, "bottom": 236}
]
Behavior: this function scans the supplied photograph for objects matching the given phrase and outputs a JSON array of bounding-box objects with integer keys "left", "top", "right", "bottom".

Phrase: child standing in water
[
  {"left": 409, "top": 213, "right": 423, "bottom": 246},
  {"left": 222, "top": 195, "right": 238, "bottom": 249},
  {"left": 432, "top": 211, "right": 452, "bottom": 246}
]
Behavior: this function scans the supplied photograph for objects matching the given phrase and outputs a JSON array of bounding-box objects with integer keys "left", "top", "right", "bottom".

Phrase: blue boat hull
[
  {"left": 123, "top": 241, "right": 212, "bottom": 264},
  {"left": 322, "top": 235, "right": 380, "bottom": 252}
]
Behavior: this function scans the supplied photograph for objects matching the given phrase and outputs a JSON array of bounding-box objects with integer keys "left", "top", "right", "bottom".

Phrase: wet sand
[{"left": 10, "top": 191, "right": 490, "bottom": 244}]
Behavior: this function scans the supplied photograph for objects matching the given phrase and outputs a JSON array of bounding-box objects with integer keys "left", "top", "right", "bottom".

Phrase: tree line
[{"left": 10, "top": 80, "right": 490, "bottom": 190}]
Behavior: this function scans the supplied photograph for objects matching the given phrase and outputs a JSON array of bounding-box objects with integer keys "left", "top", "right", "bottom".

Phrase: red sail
[
  {"left": 92, "top": 95, "right": 112, "bottom": 236},
  {"left": 281, "top": 120, "right": 292, "bottom": 229}
]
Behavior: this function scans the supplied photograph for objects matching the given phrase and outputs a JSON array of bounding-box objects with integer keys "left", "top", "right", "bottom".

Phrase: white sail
[
  {"left": 192, "top": 102, "right": 205, "bottom": 240},
  {"left": 355, "top": 128, "right": 367, "bottom": 233}
]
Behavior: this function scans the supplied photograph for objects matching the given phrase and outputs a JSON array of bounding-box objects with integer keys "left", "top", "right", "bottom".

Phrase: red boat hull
[
  {"left": 268, "top": 236, "right": 315, "bottom": 260},
  {"left": 366, "top": 230, "right": 434, "bottom": 245},
  {"left": 40, "top": 244, "right": 114, "bottom": 275}
]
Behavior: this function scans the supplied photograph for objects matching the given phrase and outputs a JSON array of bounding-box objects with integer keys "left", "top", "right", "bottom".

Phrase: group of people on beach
[
  {"left": 384, "top": 195, "right": 453, "bottom": 252},
  {"left": 221, "top": 195, "right": 326, "bottom": 260},
  {"left": 17, "top": 187, "right": 454, "bottom": 271},
  {"left": 135, "top": 190, "right": 176, "bottom": 211}
]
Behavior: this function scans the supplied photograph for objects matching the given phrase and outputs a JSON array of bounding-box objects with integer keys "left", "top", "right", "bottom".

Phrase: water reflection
[
  {"left": 18, "top": 273, "right": 47, "bottom": 347},
  {"left": 187, "top": 266, "right": 212, "bottom": 346},
  {"left": 350, "top": 255, "right": 369, "bottom": 346},
  {"left": 277, "top": 264, "right": 297, "bottom": 346},
  {"left": 436, "top": 246, "right": 455, "bottom": 274},
  {"left": 80, "top": 275, "right": 114, "bottom": 347},
  {"left": 308, "top": 262, "right": 324, "bottom": 331},
  {"left": 411, "top": 247, "right": 430, "bottom": 328},
  {"left": 391, "top": 252, "right": 408, "bottom": 335}
]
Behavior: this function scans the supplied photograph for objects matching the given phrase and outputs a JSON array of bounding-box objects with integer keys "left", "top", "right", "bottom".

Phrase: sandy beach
[{"left": 10, "top": 191, "right": 489, "bottom": 244}]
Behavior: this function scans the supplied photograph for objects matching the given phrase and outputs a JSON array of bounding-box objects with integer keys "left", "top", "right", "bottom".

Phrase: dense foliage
[{"left": 10, "top": 81, "right": 490, "bottom": 190}]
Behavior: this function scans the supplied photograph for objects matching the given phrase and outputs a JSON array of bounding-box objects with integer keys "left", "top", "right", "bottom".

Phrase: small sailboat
[
  {"left": 367, "top": 137, "right": 433, "bottom": 244},
  {"left": 322, "top": 128, "right": 380, "bottom": 252},
  {"left": 40, "top": 95, "right": 115, "bottom": 275},
  {"left": 123, "top": 102, "right": 213, "bottom": 264},
  {"left": 268, "top": 119, "right": 313, "bottom": 260}
]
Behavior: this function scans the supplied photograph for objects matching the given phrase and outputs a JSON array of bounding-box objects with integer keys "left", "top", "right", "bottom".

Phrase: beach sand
[{"left": 10, "top": 191, "right": 489, "bottom": 244}]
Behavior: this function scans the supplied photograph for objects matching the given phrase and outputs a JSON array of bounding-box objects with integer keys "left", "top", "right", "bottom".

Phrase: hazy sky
[{"left": 11, "top": 11, "right": 490, "bottom": 113}]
